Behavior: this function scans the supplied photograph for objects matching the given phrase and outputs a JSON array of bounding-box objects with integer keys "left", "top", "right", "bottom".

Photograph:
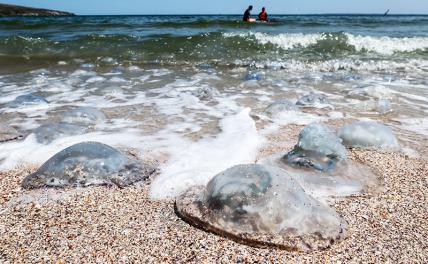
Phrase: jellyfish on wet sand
[
  {"left": 175, "top": 164, "right": 346, "bottom": 251},
  {"left": 22, "top": 142, "right": 157, "bottom": 189}
]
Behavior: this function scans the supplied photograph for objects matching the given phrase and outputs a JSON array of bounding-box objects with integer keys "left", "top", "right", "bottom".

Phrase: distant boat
[{"left": 384, "top": 9, "right": 390, "bottom": 15}]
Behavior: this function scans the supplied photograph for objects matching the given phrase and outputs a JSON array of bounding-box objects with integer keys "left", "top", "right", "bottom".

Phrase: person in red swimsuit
[{"left": 258, "top": 7, "right": 268, "bottom": 22}]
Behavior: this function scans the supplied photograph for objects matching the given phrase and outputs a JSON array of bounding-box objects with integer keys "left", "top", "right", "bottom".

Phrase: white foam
[
  {"left": 150, "top": 108, "right": 261, "bottom": 199},
  {"left": 86, "top": 76, "right": 106, "bottom": 83},
  {"left": 397, "top": 118, "right": 428, "bottom": 136},
  {"left": 345, "top": 33, "right": 428, "bottom": 55},
  {"left": 224, "top": 32, "right": 321, "bottom": 50},
  {"left": 225, "top": 32, "right": 428, "bottom": 55}
]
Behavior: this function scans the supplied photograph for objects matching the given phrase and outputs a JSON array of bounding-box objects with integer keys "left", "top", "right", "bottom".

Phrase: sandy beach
[{"left": 1, "top": 123, "right": 427, "bottom": 263}]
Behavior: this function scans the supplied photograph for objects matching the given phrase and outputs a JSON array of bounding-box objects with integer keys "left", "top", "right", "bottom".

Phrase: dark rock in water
[
  {"left": 0, "top": 125, "right": 24, "bottom": 143},
  {"left": 245, "top": 71, "right": 264, "bottom": 81},
  {"left": 34, "top": 123, "right": 88, "bottom": 144},
  {"left": 175, "top": 164, "right": 346, "bottom": 251},
  {"left": 0, "top": 3, "right": 75, "bottom": 16},
  {"left": 61, "top": 106, "right": 107, "bottom": 126},
  {"left": 338, "top": 121, "right": 399, "bottom": 150},
  {"left": 8, "top": 93, "right": 49, "bottom": 108},
  {"left": 285, "top": 123, "right": 347, "bottom": 172},
  {"left": 296, "top": 93, "right": 329, "bottom": 107},
  {"left": 22, "top": 142, "right": 156, "bottom": 189},
  {"left": 265, "top": 99, "right": 299, "bottom": 117}
]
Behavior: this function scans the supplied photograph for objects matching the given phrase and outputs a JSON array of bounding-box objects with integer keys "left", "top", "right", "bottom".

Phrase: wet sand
[{"left": 0, "top": 125, "right": 427, "bottom": 263}]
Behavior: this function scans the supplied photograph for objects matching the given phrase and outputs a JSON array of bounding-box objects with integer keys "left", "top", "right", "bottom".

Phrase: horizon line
[{"left": 73, "top": 13, "right": 428, "bottom": 16}]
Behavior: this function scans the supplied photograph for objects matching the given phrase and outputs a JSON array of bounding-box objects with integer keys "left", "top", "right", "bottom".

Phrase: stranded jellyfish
[
  {"left": 22, "top": 142, "right": 156, "bottom": 189},
  {"left": 175, "top": 164, "right": 346, "bottom": 251}
]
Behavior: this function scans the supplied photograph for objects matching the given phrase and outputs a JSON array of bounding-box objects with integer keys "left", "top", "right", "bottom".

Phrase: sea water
[{"left": 0, "top": 15, "right": 427, "bottom": 198}]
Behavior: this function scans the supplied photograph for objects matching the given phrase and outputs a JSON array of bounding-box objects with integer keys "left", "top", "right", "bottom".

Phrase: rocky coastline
[{"left": 0, "top": 3, "right": 74, "bottom": 16}]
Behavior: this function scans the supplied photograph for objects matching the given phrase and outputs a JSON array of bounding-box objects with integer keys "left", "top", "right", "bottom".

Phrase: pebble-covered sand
[{"left": 1, "top": 124, "right": 427, "bottom": 263}]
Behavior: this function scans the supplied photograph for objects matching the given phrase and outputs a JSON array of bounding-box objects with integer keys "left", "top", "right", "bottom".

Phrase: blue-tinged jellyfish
[
  {"left": 175, "top": 164, "right": 346, "bottom": 251},
  {"left": 22, "top": 142, "right": 156, "bottom": 189}
]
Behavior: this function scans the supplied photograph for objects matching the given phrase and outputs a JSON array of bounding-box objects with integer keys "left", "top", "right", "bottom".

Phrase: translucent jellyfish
[
  {"left": 22, "top": 142, "right": 156, "bottom": 189},
  {"left": 34, "top": 123, "right": 88, "bottom": 144},
  {"left": 284, "top": 123, "right": 347, "bottom": 173},
  {"left": 338, "top": 121, "right": 399, "bottom": 150},
  {"left": 259, "top": 153, "right": 377, "bottom": 200},
  {"left": 101, "top": 86, "right": 124, "bottom": 95},
  {"left": 265, "top": 100, "right": 299, "bottom": 117},
  {"left": 344, "top": 74, "right": 362, "bottom": 81},
  {"left": 61, "top": 106, "right": 107, "bottom": 126},
  {"left": 296, "top": 93, "right": 329, "bottom": 108},
  {"left": 0, "top": 125, "right": 24, "bottom": 143},
  {"left": 196, "top": 63, "right": 216, "bottom": 73},
  {"left": 245, "top": 71, "right": 265, "bottom": 81},
  {"left": 8, "top": 93, "right": 49, "bottom": 108},
  {"left": 297, "top": 123, "right": 347, "bottom": 160},
  {"left": 192, "top": 86, "right": 217, "bottom": 100},
  {"left": 175, "top": 164, "right": 346, "bottom": 251},
  {"left": 348, "top": 85, "right": 394, "bottom": 100},
  {"left": 376, "top": 99, "right": 392, "bottom": 114},
  {"left": 357, "top": 99, "right": 392, "bottom": 114}
]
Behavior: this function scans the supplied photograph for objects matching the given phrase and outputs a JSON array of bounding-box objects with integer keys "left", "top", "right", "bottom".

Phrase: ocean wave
[
  {"left": 0, "top": 32, "right": 427, "bottom": 72},
  {"left": 248, "top": 58, "right": 428, "bottom": 73},
  {"left": 225, "top": 32, "right": 428, "bottom": 55},
  {"left": 345, "top": 33, "right": 428, "bottom": 55}
]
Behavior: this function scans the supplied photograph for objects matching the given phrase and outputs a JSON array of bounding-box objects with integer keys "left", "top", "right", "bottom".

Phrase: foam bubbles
[{"left": 150, "top": 108, "right": 261, "bottom": 199}]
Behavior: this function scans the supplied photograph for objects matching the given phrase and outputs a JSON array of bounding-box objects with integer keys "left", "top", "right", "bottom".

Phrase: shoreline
[{"left": 1, "top": 124, "right": 427, "bottom": 262}]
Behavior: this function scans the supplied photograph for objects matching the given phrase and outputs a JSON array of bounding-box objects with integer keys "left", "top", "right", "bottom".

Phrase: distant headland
[{"left": 0, "top": 3, "right": 75, "bottom": 16}]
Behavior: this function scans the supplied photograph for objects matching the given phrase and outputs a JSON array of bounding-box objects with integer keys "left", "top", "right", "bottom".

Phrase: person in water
[
  {"left": 243, "top": 5, "right": 253, "bottom": 22},
  {"left": 258, "top": 7, "right": 268, "bottom": 22}
]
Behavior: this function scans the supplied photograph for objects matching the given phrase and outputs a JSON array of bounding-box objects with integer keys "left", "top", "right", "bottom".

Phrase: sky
[{"left": 3, "top": 0, "right": 428, "bottom": 15}]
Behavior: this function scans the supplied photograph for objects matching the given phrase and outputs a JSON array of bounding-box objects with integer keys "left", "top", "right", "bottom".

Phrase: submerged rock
[
  {"left": 285, "top": 123, "right": 347, "bottom": 172},
  {"left": 8, "top": 93, "right": 49, "bottom": 108},
  {"left": 22, "top": 142, "right": 156, "bottom": 189},
  {"left": 34, "top": 123, "right": 88, "bottom": 144},
  {"left": 265, "top": 99, "right": 299, "bottom": 117},
  {"left": 338, "top": 121, "right": 399, "bottom": 150},
  {"left": 296, "top": 93, "right": 329, "bottom": 108},
  {"left": 0, "top": 125, "right": 23, "bottom": 143},
  {"left": 61, "top": 106, "right": 107, "bottom": 126},
  {"left": 175, "top": 164, "right": 346, "bottom": 251}
]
